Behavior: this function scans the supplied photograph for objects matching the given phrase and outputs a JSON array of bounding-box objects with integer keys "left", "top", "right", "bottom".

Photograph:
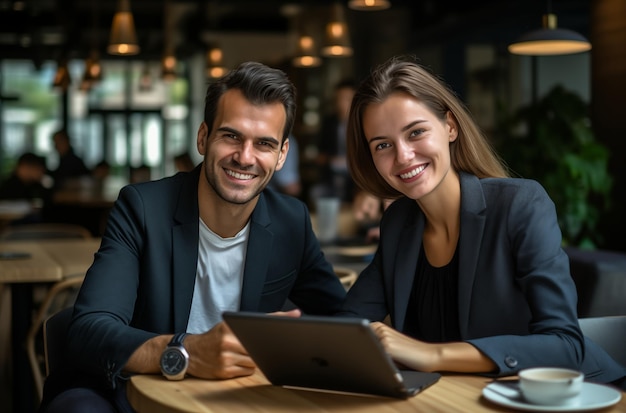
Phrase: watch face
[{"left": 161, "top": 348, "right": 187, "bottom": 375}]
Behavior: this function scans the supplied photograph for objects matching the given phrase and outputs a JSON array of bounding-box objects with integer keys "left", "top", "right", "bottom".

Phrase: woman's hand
[
  {"left": 370, "top": 321, "right": 497, "bottom": 373},
  {"left": 370, "top": 321, "right": 439, "bottom": 371}
]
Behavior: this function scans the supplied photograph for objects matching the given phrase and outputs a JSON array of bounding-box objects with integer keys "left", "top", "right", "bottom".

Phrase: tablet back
[{"left": 222, "top": 311, "right": 440, "bottom": 399}]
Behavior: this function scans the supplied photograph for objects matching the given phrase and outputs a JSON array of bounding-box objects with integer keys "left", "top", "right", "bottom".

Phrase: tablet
[{"left": 222, "top": 311, "right": 440, "bottom": 399}]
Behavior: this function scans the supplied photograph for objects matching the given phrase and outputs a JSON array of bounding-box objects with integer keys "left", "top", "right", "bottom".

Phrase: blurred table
[
  {"left": 51, "top": 176, "right": 125, "bottom": 208},
  {"left": 49, "top": 176, "right": 126, "bottom": 236},
  {"left": 0, "top": 238, "right": 101, "bottom": 413},
  {"left": 0, "top": 200, "right": 34, "bottom": 230},
  {"left": 323, "top": 243, "right": 375, "bottom": 285},
  {"left": 127, "top": 371, "right": 625, "bottom": 413}
]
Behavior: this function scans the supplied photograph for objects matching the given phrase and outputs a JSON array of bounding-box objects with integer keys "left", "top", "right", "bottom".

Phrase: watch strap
[{"left": 169, "top": 332, "right": 188, "bottom": 348}]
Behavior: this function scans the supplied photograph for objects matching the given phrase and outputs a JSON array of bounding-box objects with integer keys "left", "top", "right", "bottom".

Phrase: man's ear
[{"left": 196, "top": 122, "right": 208, "bottom": 155}]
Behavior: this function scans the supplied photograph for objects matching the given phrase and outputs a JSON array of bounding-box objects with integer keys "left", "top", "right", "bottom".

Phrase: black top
[
  {"left": 403, "top": 245, "right": 461, "bottom": 342},
  {"left": 52, "top": 150, "right": 90, "bottom": 188}
]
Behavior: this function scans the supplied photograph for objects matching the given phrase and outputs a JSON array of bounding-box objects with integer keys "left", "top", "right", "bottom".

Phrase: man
[
  {"left": 41, "top": 62, "right": 346, "bottom": 413},
  {"left": 0, "top": 152, "right": 51, "bottom": 223},
  {"left": 315, "top": 79, "right": 357, "bottom": 202},
  {"left": 0, "top": 152, "right": 49, "bottom": 201},
  {"left": 50, "top": 129, "right": 90, "bottom": 189}
]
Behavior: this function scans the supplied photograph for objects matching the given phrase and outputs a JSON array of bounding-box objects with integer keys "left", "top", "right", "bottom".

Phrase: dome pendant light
[{"left": 508, "top": 12, "right": 591, "bottom": 56}]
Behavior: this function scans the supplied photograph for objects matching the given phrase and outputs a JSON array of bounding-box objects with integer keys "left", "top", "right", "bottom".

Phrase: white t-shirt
[{"left": 186, "top": 219, "right": 249, "bottom": 334}]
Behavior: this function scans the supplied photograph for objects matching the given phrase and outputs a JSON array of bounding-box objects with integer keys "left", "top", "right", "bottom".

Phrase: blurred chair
[
  {"left": 579, "top": 315, "right": 626, "bottom": 367},
  {"left": 0, "top": 223, "right": 91, "bottom": 240},
  {"left": 26, "top": 273, "right": 85, "bottom": 400},
  {"left": 334, "top": 266, "right": 358, "bottom": 290},
  {"left": 43, "top": 306, "right": 74, "bottom": 377},
  {"left": 2, "top": 223, "right": 92, "bottom": 400},
  {"left": 565, "top": 247, "right": 626, "bottom": 317}
]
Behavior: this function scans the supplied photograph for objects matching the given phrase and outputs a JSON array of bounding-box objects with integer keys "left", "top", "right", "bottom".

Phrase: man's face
[
  {"left": 197, "top": 89, "right": 288, "bottom": 206},
  {"left": 18, "top": 163, "right": 45, "bottom": 183},
  {"left": 53, "top": 135, "right": 69, "bottom": 154}
]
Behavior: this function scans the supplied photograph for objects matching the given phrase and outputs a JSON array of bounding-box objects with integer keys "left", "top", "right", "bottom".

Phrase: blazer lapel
[
  {"left": 239, "top": 194, "right": 273, "bottom": 311},
  {"left": 392, "top": 202, "right": 424, "bottom": 330},
  {"left": 172, "top": 167, "right": 201, "bottom": 331},
  {"left": 457, "top": 172, "right": 487, "bottom": 337}
]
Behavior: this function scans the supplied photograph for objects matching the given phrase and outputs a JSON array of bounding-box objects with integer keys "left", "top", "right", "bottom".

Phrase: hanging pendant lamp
[
  {"left": 348, "top": 0, "right": 391, "bottom": 11},
  {"left": 508, "top": 12, "right": 591, "bottom": 56},
  {"left": 81, "top": 0, "right": 103, "bottom": 91},
  {"left": 206, "top": 46, "right": 228, "bottom": 79},
  {"left": 292, "top": 35, "right": 322, "bottom": 68},
  {"left": 321, "top": 3, "right": 353, "bottom": 57},
  {"left": 161, "top": 54, "right": 177, "bottom": 81},
  {"left": 52, "top": 58, "right": 71, "bottom": 90},
  {"left": 161, "top": 0, "right": 177, "bottom": 81},
  {"left": 80, "top": 51, "right": 103, "bottom": 91},
  {"left": 108, "top": 0, "right": 140, "bottom": 55}
]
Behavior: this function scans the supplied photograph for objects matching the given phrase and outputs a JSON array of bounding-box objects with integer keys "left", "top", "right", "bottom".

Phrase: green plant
[{"left": 494, "top": 85, "right": 612, "bottom": 248}]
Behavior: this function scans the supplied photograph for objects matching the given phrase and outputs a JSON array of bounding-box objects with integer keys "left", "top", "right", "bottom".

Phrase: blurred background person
[
  {"left": 314, "top": 79, "right": 357, "bottom": 202},
  {"left": 352, "top": 191, "right": 393, "bottom": 243},
  {"left": 0, "top": 152, "right": 52, "bottom": 223},
  {"left": 91, "top": 160, "right": 111, "bottom": 181},
  {"left": 174, "top": 152, "right": 196, "bottom": 173},
  {"left": 130, "top": 164, "right": 152, "bottom": 183},
  {"left": 269, "top": 134, "right": 302, "bottom": 198},
  {"left": 50, "top": 129, "right": 90, "bottom": 189}
]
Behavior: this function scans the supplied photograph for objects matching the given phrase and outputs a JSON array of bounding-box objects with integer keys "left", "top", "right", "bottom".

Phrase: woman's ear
[{"left": 446, "top": 111, "right": 459, "bottom": 142}]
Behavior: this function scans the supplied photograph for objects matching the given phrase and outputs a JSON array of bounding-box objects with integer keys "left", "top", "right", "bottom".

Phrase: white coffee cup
[{"left": 518, "top": 367, "right": 584, "bottom": 406}]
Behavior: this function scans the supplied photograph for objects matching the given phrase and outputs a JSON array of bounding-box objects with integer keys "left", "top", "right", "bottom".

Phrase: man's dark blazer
[
  {"left": 54, "top": 165, "right": 345, "bottom": 392},
  {"left": 342, "top": 172, "right": 626, "bottom": 384}
]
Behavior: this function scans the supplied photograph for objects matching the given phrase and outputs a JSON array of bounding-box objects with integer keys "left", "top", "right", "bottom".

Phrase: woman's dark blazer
[
  {"left": 61, "top": 165, "right": 346, "bottom": 389},
  {"left": 341, "top": 172, "right": 625, "bottom": 384}
]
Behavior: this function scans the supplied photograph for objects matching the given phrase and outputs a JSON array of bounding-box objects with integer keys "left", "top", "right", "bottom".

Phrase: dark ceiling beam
[{"left": 0, "top": 0, "right": 591, "bottom": 63}]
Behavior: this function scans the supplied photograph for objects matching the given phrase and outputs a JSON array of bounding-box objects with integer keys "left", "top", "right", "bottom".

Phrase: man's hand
[
  {"left": 185, "top": 322, "right": 256, "bottom": 379},
  {"left": 185, "top": 309, "right": 301, "bottom": 379}
]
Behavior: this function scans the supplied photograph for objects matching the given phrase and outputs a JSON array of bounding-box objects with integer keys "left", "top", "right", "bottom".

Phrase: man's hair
[
  {"left": 52, "top": 129, "right": 70, "bottom": 142},
  {"left": 203, "top": 61, "right": 296, "bottom": 144},
  {"left": 17, "top": 152, "right": 46, "bottom": 168}
]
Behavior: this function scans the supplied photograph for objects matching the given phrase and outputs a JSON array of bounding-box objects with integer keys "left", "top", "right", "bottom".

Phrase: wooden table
[
  {"left": 128, "top": 372, "right": 626, "bottom": 413},
  {"left": 0, "top": 239, "right": 100, "bottom": 283},
  {"left": 0, "top": 238, "right": 101, "bottom": 413}
]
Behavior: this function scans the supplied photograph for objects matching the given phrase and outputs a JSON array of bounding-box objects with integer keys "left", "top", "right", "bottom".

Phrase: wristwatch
[{"left": 160, "top": 332, "right": 189, "bottom": 380}]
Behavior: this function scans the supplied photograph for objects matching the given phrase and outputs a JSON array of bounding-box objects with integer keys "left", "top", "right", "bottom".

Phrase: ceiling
[{"left": 0, "top": 0, "right": 591, "bottom": 64}]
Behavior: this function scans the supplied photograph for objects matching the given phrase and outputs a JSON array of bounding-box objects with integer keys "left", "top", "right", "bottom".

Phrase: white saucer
[{"left": 482, "top": 381, "right": 622, "bottom": 412}]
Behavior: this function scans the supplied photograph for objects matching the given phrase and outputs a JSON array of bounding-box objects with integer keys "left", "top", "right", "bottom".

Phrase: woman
[{"left": 341, "top": 57, "right": 626, "bottom": 385}]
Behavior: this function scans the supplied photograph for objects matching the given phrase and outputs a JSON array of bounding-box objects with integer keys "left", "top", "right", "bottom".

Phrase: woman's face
[{"left": 362, "top": 92, "right": 457, "bottom": 201}]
